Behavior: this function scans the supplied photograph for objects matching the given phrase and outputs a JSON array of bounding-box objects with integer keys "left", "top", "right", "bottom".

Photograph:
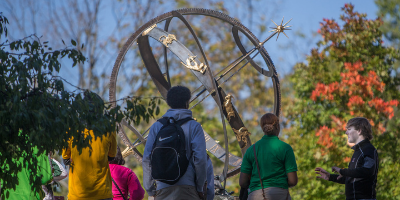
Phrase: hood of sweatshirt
[{"left": 162, "top": 108, "right": 192, "bottom": 121}]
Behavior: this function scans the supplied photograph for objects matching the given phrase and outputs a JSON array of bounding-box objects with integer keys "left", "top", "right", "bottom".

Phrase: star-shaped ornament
[{"left": 269, "top": 17, "right": 292, "bottom": 41}]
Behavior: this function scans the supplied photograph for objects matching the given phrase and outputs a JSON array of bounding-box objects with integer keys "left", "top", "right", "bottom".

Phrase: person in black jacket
[{"left": 315, "top": 117, "right": 379, "bottom": 200}]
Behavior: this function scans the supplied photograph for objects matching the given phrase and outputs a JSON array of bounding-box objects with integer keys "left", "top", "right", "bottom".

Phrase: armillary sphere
[{"left": 109, "top": 8, "right": 290, "bottom": 189}]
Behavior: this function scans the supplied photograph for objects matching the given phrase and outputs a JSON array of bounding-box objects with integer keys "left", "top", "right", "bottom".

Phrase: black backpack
[{"left": 151, "top": 117, "right": 193, "bottom": 184}]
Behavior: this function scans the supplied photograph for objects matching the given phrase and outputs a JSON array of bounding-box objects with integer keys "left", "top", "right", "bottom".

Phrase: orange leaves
[
  {"left": 310, "top": 61, "right": 398, "bottom": 139},
  {"left": 377, "top": 122, "right": 386, "bottom": 134},
  {"left": 368, "top": 98, "right": 399, "bottom": 119},
  {"left": 312, "top": 61, "right": 397, "bottom": 120},
  {"left": 311, "top": 82, "right": 339, "bottom": 101},
  {"left": 310, "top": 61, "right": 398, "bottom": 136},
  {"left": 315, "top": 126, "right": 336, "bottom": 151},
  {"left": 340, "top": 61, "right": 384, "bottom": 97},
  {"left": 311, "top": 62, "right": 393, "bottom": 115},
  {"left": 367, "top": 71, "right": 385, "bottom": 92},
  {"left": 347, "top": 95, "right": 364, "bottom": 108}
]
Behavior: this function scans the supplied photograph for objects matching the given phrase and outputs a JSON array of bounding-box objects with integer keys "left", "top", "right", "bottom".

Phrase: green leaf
[{"left": 71, "top": 39, "right": 76, "bottom": 46}]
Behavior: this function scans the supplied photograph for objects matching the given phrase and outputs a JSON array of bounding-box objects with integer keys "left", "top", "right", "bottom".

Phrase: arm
[
  {"left": 239, "top": 172, "right": 251, "bottom": 189},
  {"left": 127, "top": 170, "right": 145, "bottom": 200},
  {"left": 329, "top": 174, "right": 346, "bottom": 184},
  {"left": 142, "top": 124, "right": 159, "bottom": 196},
  {"left": 315, "top": 167, "right": 345, "bottom": 184},
  {"left": 191, "top": 124, "right": 207, "bottom": 193},
  {"left": 339, "top": 156, "right": 377, "bottom": 178},
  {"left": 287, "top": 172, "right": 298, "bottom": 187},
  {"left": 285, "top": 146, "right": 298, "bottom": 187}
]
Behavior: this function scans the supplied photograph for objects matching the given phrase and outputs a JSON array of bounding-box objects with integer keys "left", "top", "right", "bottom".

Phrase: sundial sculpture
[{"left": 109, "top": 8, "right": 291, "bottom": 195}]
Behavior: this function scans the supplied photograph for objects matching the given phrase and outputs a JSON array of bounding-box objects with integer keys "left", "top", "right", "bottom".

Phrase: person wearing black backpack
[{"left": 142, "top": 86, "right": 207, "bottom": 200}]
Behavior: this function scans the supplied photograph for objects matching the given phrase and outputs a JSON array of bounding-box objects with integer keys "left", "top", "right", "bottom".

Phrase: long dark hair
[{"left": 109, "top": 146, "right": 125, "bottom": 165}]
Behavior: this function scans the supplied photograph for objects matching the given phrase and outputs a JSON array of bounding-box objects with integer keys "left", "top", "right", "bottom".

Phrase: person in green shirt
[
  {"left": 239, "top": 113, "right": 298, "bottom": 200},
  {"left": 1, "top": 146, "right": 53, "bottom": 200}
]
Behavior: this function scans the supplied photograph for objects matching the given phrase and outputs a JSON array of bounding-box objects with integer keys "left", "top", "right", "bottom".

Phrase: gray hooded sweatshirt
[{"left": 142, "top": 109, "right": 207, "bottom": 196}]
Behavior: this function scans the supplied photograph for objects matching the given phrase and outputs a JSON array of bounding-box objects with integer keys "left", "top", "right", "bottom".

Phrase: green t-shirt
[
  {"left": 241, "top": 135, "right": 297, "bottom": 192},
  {"left": 1, "top": 130, "right": 52, "bottom": 200}
]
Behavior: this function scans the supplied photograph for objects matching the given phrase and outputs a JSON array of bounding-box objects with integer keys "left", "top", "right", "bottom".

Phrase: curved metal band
[{"left": 138, "top": 35, "right": 170, "bottom": 98}]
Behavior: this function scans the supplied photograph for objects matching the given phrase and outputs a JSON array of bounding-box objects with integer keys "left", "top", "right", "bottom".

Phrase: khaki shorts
[
  {"left": 248, "top": 187, "right": 291, "bottom": 200},
  {"left": 155, "top": 185, "right": 201, "bottom": 200}
]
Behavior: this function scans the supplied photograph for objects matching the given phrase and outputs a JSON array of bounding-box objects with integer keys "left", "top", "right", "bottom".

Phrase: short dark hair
[
  {"left": 109, "top": 146, "right": 125, "bottom": 165},
  {"left": 260, "top": 113, "right": 280, "bottom": 136},
  {"left": 166, "top": 86, "right": 191, "bottom": 109},
  {"left": 346, "top": 117, "right": 373, "bottom": 140}
]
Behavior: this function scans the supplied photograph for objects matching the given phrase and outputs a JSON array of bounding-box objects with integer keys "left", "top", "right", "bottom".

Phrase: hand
[
  {"left": 315, "top": 167, "right": 330, "bottom": 181},
  {"left": 197, "top": 191, "right": 205, "bottom": 200},
  {"left": 331, "top": 166, "right": 341, "bottom": 174}
]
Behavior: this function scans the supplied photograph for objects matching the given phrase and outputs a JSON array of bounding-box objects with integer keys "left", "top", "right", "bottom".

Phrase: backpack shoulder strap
[
  {"left": 157, "top": 117, "right": 169, "bottom": 126},
  {"left": 176, "top": 117, "right": 193, "bottom": 126}
]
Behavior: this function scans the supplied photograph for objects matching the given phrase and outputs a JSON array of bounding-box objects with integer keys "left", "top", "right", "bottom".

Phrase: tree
[
  {"left": 0, "top": 13, "right": 160, "bottom": 198},
  {"left": 284, "top": 4, "right": 400, "bottom": 199}
]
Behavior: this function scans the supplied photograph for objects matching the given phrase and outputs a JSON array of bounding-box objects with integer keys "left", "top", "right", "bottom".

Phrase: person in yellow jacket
[{"left": 62, "top": 129, "right": 117, "bottom": 200}]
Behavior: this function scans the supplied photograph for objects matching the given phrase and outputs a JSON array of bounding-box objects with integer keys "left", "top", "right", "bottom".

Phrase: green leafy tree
[
  {"left": 0, "top": 13, "right": 160, "bottom": 198},
  {"left": 284, "top": 4, "right": 400, "bottom": 199}
]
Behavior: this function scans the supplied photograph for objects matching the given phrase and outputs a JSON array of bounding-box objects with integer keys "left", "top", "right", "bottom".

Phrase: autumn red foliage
[
  {"left": 311, "top": 62, "right": 398, "bottom": 142},
  {"left": 311, "top": 62, "right": 399, "bottom": 136},
  {"left": 315, "top": 126, "right": 336, "bottom": 155}
]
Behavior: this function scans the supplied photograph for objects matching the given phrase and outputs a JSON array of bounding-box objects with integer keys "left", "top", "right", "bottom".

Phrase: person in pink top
[{"left": 109, "top": 146, "right": 145, "bottom": 200}]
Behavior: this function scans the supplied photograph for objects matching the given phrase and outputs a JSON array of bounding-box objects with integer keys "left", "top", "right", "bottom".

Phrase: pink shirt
[{"left": 109, "top": 164, "right": 145, "bottom": 200}]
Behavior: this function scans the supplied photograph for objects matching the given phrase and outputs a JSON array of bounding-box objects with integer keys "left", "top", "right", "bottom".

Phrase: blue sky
[
  {"left": 1, "top": 0, "right": 380, "bottom": 94},
  {"left": 262, "top": 0, "right": 378, "bottom": 75}
]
